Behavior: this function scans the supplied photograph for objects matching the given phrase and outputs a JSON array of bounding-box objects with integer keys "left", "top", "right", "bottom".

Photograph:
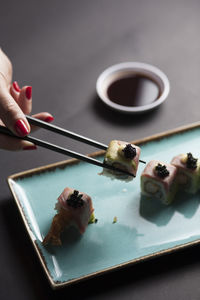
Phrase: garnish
[
  {"left": 186, "top": 152, "right": 197, "bottom": 169},
  {"left": 112, "top": 216, "right": 117, "bottom": 223},
  {"left": 67, "top": 190, "right": 84, "bottom": 208},
  {"left": 122, "top": 144, "right": 136, "bottom": 159},
  {"left": 88, "top": 213, "right": 98, "bottom": 224},
  {"left": 155, "top": 163, "right": 170, "bottom": 178}
]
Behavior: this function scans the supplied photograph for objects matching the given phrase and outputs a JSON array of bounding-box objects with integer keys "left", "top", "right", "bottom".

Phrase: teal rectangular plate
[{"left": 8, "top": 122, "right": 200, "bottom": 289}]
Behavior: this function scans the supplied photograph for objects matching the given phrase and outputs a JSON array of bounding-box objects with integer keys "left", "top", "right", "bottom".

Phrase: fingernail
[
  {"left": 25, "top": 86, "right": 32, "bottom": 100},
  {"left": 45, "top": 116, "right": 54, "bottom": 122},
  {"left": 15, "top": 119, "right": 29, "bottom": 136},
  {"left": 13, "top": 81, "right": 20, "bottom": 92},
  {"left": 23, "top": 145, "right": 37, "bottom": 150}
]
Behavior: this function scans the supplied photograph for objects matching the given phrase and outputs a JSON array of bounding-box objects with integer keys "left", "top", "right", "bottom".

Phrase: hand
[{"left": 0, "top": 48, "right": 54, "bottom": 150}]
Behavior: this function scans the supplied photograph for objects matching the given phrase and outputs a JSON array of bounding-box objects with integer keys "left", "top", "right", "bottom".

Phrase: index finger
[{"left": 0, "top": 80, "right": 30, "bottom": 136}]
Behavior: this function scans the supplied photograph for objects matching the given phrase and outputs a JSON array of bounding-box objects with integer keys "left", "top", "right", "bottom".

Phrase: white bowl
[{"left": 96, "top": 62, "right": 170, "bottom": 113}]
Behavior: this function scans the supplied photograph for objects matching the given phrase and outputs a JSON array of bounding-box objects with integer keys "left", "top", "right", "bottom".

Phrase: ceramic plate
[{"left": 8, "top": 122, "right": 200, "bottom": 289}]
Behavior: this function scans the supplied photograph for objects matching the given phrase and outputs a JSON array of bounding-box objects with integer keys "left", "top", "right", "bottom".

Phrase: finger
[
  {"left": 0, "top": 80, "right": 30, "bottom": 137},
  {"left": 17, "top": 86, "right": 32, "bottom": 115},
  {"left": 0, "top": 111, "right": 53, "bottom": 150},
  {"left": 30, "top": 112, "right": 54, "bottom": 132},
  {"left": 10, "top": 84, "right": 32, "bottom": 115},
  {"left": 0, "top": 133, "right": 37, "bottom": 151},
  {"left": 10, "top": 81, "right": 21, "bottom": 102}
]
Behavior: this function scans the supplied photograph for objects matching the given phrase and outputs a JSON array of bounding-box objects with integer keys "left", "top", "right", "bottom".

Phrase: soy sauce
[{"left": 107, "top": 74, "right": 161, "bottom": 107}]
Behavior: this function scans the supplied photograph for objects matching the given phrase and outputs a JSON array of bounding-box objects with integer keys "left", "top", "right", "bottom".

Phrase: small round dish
[{"left": 96, "top": 62, "right": 170, "bottom": 113}]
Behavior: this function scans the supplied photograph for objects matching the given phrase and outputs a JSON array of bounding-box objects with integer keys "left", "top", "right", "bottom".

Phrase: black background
[{"left": 1, "top": 1, "right": 200, "bottom": 299}]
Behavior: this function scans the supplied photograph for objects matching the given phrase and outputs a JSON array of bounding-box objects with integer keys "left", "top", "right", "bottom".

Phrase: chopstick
[
  {"left": 26, "top": 115, "right": 108, "bottom": 150},
  {"left": 0, "top": 125, "right": 135, "bottom": 177},
  {"left": 26, "top": 115, "right": 146, "bottom": 164}
]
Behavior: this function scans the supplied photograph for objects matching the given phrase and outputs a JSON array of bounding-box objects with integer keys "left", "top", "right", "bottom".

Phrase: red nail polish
[
  {"left": 25, "top": 86, "right": 32, "bottom": 100},
  {"left": 23, "top": 145, "right": 37, "bottom": 150},
  {"left": 13, "top": 81, "right": 20, "bottom": 92},
  {"left": 15, "top": 119, "right": 29, "bottom": 136},
  {"left": 45, "top": 116, "right": 54, "bottom": 122}
]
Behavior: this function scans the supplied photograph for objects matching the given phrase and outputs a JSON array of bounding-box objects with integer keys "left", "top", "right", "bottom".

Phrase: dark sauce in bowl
[{"left": 107, "top": 74, "right": 161, "bottom": 107}]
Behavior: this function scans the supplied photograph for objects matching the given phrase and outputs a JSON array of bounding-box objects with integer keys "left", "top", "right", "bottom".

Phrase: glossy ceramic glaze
[
  {"left": 96, "top": 62, "right": 170, "bottom": 113},
  {"left": 8, "top": 123, "right": 200, "bottom": 288}
]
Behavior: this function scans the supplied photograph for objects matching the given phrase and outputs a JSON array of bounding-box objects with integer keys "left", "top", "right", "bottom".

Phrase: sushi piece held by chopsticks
[{"left": 102, "top": 140, "right": 141, "bottom": 179}]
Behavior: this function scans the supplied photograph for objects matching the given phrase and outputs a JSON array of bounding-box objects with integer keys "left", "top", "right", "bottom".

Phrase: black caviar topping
[
  {"left": 155, "top": 163, "right": 170, "bottom": 178},
  {"left": 67, "top": 190, "right": 84, "bottom": 208},
  {"left": 122, "top": 144, "right": 136, "bottom": 159},
  {"left": 186, "top": 152, "right": 198, "bottom": 169}
]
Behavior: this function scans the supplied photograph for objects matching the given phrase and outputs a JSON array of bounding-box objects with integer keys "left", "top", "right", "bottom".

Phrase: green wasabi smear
[
  {"left": 88, "top": 213, "right": 98, "bottom": 224},
  {"left": 112, "top": 216, "right": 117, "bottom": 223}
]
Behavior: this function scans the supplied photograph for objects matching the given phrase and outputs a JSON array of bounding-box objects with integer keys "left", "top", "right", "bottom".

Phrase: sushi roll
[
  {"left": 43, "top": 187, "right": 94, "bottom": 246},
  {"left": 103, "top": 140, "right": 141, "bottom": 178},
  {"left": 141, "top": 160, "right": 178, "bottom": 205},
  {"left": 171, "top": 152, "right": 200, "bottom": 194}
]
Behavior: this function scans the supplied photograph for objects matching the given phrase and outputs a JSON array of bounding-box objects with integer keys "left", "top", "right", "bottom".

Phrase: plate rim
[{"left": 7, "top": 121, "right": 200, "bottom": 289}]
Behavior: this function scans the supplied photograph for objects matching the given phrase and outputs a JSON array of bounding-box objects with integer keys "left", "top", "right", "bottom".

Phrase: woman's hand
[{"left": 0, "top": 48, "right": 54, "bottom": 150}]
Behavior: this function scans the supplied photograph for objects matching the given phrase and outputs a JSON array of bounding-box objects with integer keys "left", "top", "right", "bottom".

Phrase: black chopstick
[
  {"left": 26, "top": 115, "right": 146, "bottom": 164},
  {"left": 0, "top": 125, "right": 135, "bottom": 177},
  {"left": 26, "top": 115, "right": 108, "bottom": 150}
]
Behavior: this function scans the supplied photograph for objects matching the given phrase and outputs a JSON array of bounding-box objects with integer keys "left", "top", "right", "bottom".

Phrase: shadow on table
[
  {"left": 91, "top": 94, "right": 162, "bottom": 127},
  {"left": 0, "top": 198, "right": 52, "bottom": 298}
]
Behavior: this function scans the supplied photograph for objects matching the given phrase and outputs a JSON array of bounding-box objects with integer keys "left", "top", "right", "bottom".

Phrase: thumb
[{"left": 0, "top": 78, "right": 30, "bottom": 136}]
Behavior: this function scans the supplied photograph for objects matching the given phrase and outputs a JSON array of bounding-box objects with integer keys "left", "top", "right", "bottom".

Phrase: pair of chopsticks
[{"left": 0, "top": 115, "right": 145, "bottom": 177}]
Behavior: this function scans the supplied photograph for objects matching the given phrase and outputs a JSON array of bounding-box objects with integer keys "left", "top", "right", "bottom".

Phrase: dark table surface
[{"left": 1, "top": 0, "right": 200, "bottom": 299}]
